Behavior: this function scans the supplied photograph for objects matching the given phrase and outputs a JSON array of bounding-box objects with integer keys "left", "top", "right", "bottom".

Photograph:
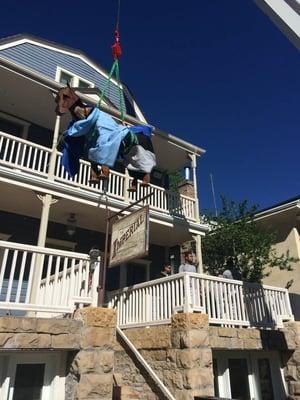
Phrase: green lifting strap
[{"left": 97, "top": 59, "right": 126, "bottom": 122}]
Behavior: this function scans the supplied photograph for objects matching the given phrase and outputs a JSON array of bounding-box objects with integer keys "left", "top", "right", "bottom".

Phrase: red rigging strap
[{"left": 112, "top": 29, "right": 122, "bottom": 60}]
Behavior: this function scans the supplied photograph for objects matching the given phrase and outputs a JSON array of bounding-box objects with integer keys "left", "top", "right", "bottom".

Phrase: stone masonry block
[
  {"left": 0, "top": 317, "right": 37, "bottom": 333},
  {"left": 76, "top": 373, "right": 113, "bottom": 399},
  {"left": 218, "top": 327, "right": 237, "bottom": 337},
  {"left": 75, "top": 350, "right": 114, "bottom": 374},
  {"left": 36, "top": 319, "right": 82, "bottom": 335},
  {"left": 51, "top": 333, "right": 81, "bottom": 349},
  {"left": 75, "top": 307, "right": 116, "bottom": 328},
  {"left": 13, "top": 333, "right": 39, "bottom": 348},
  {"left": 124, "top": 326, "right": 171, "bottom": 349},
  {"left": 171, "top": 313, "right": 209, "bottom": 330},
  {"left": 81, "top": 327, "right": 115, "bottom": 349}
]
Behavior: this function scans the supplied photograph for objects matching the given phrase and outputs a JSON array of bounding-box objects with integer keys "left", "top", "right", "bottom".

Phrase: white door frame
[
  {"left": 0, "top": 351, "right": 65, "bottom": 400},
  {"left": 214, "top": 350, "right": 287, "bottom": 400}
]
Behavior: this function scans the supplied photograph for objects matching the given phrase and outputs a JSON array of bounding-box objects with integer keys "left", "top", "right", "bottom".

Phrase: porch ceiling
[
  {"left": 0, "top": 65, "right": 192, "bottom": 172},
  {"left": 0, "top": 181, "right": 193, "bottom": 247}
]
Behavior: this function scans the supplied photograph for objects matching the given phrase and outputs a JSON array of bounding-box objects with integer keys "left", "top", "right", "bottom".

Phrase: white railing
[
  {"left": 0, "top": 240, "right": 100, "bottom": 316},
  {"left": 0, "top": 131, "right": 51, "bottom": 177},
  {"left": 107, "top": 273, "right": 294, "bottom": 329},
  {"left": 0, "top": 131, "right": 196, "bottom": 221}
]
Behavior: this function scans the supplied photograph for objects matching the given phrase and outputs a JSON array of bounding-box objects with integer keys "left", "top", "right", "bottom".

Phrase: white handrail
[
  {"left": 0, "top": 131, "right": 197, "bottom": 221},
  {"left": 108, "top": 272, "right": 294, "bottom": 329},
  {"left": 0, "top": 241, "right": 99, "bottom": 316}
]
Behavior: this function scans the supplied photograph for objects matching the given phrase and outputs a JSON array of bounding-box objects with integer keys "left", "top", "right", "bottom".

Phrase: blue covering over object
[{"left": 61, "top": 108, "right": 154, "bottom": 177}]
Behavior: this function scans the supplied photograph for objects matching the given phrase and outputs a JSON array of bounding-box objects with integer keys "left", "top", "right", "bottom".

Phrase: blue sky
[{"left": 1, "top": 0, "right": 299, "bottom": 212}]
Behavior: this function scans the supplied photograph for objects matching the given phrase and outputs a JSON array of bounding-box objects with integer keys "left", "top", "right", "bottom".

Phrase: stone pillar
[
  {"left": 282, "top": 321, "right": 300, "bottom": 399},
  {"left": 70, "top": 307, "right": 117, "bottom": 400},
  {"left": 170, "top": 313, "right": 214, "bottom": 400}
]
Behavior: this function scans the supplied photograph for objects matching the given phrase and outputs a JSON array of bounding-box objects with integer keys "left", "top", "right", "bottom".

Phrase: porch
[
  {"left": 0, "top": 241, "right": 294, "bottom": 329},
  {"left": 0, "top": 130, "right": 197, "bottom": 222}
]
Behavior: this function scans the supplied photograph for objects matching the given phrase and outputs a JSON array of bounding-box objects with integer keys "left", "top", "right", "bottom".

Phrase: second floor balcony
[{"left": 0, "top": 130, "right": 198, "bottom": 223}]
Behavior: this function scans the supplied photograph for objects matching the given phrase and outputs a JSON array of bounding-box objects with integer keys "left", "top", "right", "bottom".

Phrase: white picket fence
[
  {"left": 0, "top": 131, "right": 196, "bottom": 221},
  {"left": 0, "top": 241, "right": 100, "bottom": 316},
  {"left": 107, "top": 272, "right": 294, "bottom": 329}
]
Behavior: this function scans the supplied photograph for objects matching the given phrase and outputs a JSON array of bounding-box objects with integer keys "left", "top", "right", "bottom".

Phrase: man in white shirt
[{"left": 179, "top": 252, "right": 197, "bottom": 273}]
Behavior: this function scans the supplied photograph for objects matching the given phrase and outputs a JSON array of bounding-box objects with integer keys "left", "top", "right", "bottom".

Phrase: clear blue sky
[{"left": 1, "top": 0, "right": 299, "bottom": 212}]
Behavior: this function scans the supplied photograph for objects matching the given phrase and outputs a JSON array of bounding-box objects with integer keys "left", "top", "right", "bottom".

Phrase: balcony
[
  {"left": 0, "top": 240, "right": 294, "bottom": 328},
  {"left": 0, "top": 131, "right": 197, "bottom": 222}
]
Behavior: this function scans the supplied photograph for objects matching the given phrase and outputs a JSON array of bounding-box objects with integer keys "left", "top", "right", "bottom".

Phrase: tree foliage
[{"left": 202, "top": 197, "right": 298, "bottom": 283}]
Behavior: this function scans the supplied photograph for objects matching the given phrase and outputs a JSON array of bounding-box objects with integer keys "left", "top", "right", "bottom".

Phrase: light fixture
[{"left": 66, "top": 213, "right": 77, "bottom": 236}]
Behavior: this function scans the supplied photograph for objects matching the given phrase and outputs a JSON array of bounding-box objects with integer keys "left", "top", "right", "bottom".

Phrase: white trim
[
  {"left": 0, "top": 37, "right": 121, "bottom": 86},
  {"left": 0, "top": 351, "right": 65, "bottom": 400},
  {"left": 55, "top": 66, "right": 94, "bottom": 88},
  {"left": 213, "top": 350, "right": 287, "bottom": 400}
]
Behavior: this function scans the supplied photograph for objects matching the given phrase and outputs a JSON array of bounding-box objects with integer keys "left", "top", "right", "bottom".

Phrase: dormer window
[{"left": 56, "top": 67, "right": 94, "bottom": 88}]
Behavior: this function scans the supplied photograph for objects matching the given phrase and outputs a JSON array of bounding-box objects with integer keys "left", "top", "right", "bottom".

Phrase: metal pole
[
  {"left": 97, "top": 191, "right": 154, "bottom": 307},
  {"left": 98, "top": 207, "right": 110, "bottom": 307}
]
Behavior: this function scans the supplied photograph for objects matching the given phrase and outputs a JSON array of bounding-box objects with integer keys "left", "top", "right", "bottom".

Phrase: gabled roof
[
  {"left": 0, "top": 33, "right": 113, "bottom": 80},
  {"left": 0, "top": 33, "right": 145, "bottom": 120}
]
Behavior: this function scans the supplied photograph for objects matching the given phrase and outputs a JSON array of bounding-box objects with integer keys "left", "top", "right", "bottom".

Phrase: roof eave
[{"left": 0, "top": 55, "right": 206, "bottom": 157}]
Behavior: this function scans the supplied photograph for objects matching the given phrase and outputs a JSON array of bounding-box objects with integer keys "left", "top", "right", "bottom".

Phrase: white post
[
  {"left": 48, "top": 115, "right": 61, "bottom": 180},
  {"left": 193, "top": 234, "right": 203, "bottom": 274},
  {"left": 190, "top": 153, "right": 200, "bottom": 222},
  {"left": 29, "top": 193, "right": 59, "bottom": 304},
  {"left": 124, "top": 167, "right": 130, "bottom": 203},
  {"left": 183, "top": 273, "right": 192, "bottom": 313}
]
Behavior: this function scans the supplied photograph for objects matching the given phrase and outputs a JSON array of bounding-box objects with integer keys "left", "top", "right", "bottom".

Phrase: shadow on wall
[{"left": 289, "top": 293, "right": 300, "bottom": 321}]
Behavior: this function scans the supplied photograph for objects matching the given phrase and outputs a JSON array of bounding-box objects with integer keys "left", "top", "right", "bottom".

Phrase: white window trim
[
  {"left": 46, "top": 237, "right": 77, "bottom": 252},
  {"left": 55, "top": 66, "right": 94, "bottom": 88},
  {"left": 213, "top": 350, "right": 287, "bottom": 400},
  {"left": 0, "top": 111, "right": 30, "bottom": 139},
  {"left": 0, "top": 351, "right": 65, "bottom": 400}
]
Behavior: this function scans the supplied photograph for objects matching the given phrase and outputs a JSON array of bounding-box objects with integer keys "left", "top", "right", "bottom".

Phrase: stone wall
[
  {"left": 118, "top": 313, "right": 214, "bottom": 400},
  {"left": 0, "top": 308, "right": 116, "bottom": 400},
  {"left": 2, "top": 311, "right": 300, "bottom": 399}
]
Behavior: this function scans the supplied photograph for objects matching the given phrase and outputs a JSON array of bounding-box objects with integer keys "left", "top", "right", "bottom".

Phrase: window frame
[
  {"left": 55, "top": 67, "right": 94, "bottom": 88},
  {"left": 0, "top": 351, "right": 65, "bottom": 400},
  {"left": 213, "top": 350, "right": 287, "bottom": 400},
  {"left": 0, "top": 112, "right": 30, "bottom": 139}
]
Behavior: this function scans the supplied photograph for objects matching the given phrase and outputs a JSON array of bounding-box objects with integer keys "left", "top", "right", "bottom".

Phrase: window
[
  {"left": 59, "top": 71, "right": 73, "bottom": 86},
  {"left": 213, "top": 350, "right": 287, "bottom": 400},
  {"left": 13, "top": 364, "right": 45, "bottom": 400},
  {"left": 56, "top": 67, "right": 93, "bottom": 88},
  {"left": 0, "top": 112, "right": 30, "bottom": 139},
  {"left": 0, "top": 352, "right": 65, "bottom": 400}
]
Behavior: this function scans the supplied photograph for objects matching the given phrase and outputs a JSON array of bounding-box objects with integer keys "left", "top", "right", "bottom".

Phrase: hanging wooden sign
[{"left": 109, "top": 206, "right": 149, "bottom": 267}]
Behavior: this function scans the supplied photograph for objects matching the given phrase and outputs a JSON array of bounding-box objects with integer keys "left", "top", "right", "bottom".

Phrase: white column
[
  {"left": 189, "top": 153, "right": 200, "bottom": 222},
  {"left": 124, "top": 167, "right": 130, "bottom": 203},
  {"left": 36, "top": 193, "right": 59, "bottom": 247},
  {"left": 193, "top": 234, "right": 203, "bottom": 274},
  {"left": 48, "top": 115, "right": 61, "bottom": 180},
  {"left": 29, "top": 193, "right": 59, "bottom": 304}
]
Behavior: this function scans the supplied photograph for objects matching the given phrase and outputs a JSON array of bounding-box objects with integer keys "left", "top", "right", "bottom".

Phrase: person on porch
[{"left": 179, "top": 251, "right": 197, "bottom": 273}]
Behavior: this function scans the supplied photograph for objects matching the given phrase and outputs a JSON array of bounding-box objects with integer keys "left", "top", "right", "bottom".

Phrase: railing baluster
[
  {"left": 15, "top": 251, "right": 27, "bottom": 303},
  {"left": 6, "top": 250, "right": 18, "bottom": 302}
]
